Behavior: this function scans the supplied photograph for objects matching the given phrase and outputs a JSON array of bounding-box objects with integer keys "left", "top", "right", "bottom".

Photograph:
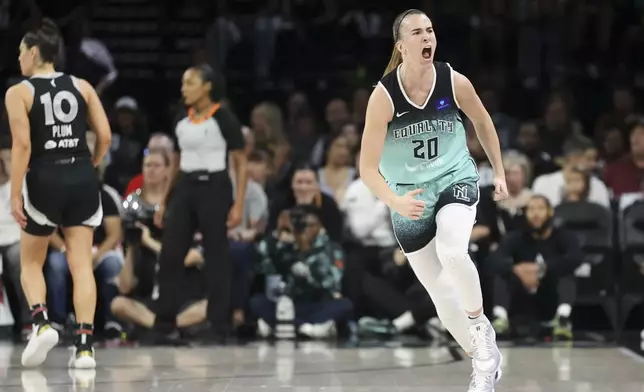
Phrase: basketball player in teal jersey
[{"left": 360, "top": 9, "right": 508, "bottom": 392}]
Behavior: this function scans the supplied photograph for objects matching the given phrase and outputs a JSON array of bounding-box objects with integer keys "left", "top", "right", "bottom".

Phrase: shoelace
[
  {"left": 469, "top": 371, "right": 494, "bottom": 391},
  {"left": 471, "top": 326, "right": 492, "bottom": 360}
]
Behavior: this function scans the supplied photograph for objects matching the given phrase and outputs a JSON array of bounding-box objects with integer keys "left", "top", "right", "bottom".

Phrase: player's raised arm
[{"left": 78, "top": 78, "right": 111, "bottom": 167}]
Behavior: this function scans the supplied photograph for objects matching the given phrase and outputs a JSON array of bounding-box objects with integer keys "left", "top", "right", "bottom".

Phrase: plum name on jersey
[
  {"left": 392, "top": 119, "right": 454, "bottom": 140},
  {"left": 45, "top": 124, "right": 79, "bottom": 150},
  {"left": 52, "top": 124, "right": 73, "bottom": 138}
]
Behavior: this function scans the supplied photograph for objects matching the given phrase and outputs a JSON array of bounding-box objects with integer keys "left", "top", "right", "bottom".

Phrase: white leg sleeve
[
  {"left": 404, "top": 239, "right": 473, "bottom": 352},
  {"left": 434, "top": 204, "right": 483, "bottom": 313}
]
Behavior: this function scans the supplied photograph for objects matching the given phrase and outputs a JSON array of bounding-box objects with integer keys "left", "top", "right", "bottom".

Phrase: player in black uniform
[{"left": 4, "top": 19, "right": 111, "bottom": 369}]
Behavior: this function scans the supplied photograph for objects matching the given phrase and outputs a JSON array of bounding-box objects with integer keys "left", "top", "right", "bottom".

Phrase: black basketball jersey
[{"left": 23, "top": 73, "right": 91, "bottom": 165}]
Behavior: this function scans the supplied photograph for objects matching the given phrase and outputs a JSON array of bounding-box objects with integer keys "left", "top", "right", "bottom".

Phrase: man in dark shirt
[
  {"left": 110, "top": 228, "right": 206, "bottom": 341},
  {"left": 603, "top": 120, "right": 644, "bottom": 197},
  {"left": 488, "top": 195, "right": 582, "bottom": 340}
]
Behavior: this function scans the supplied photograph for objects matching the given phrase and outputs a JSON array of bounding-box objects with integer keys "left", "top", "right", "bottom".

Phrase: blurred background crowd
[{"left": 0, "top": 0, "right": 643, "bottom": 346}]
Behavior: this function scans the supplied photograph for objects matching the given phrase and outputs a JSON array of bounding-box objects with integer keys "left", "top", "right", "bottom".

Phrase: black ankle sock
[
  {"left": 74, "top": 323, "right": 94, "bottom": 352},
  {"left": 30, "top": 304, "right": 49, "bottom": 326}
]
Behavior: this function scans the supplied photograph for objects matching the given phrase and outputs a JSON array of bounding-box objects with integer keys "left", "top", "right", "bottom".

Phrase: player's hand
[
  {"left": 154, "top": 204, "right": 165, "bottom": 228},
  {"left": 391, "top": 189, "right": 425, "bottom": 220},
  {"left": 493, "top": 176, "right": 509, "bottom": 201},
  {"left": 11, "top": 197, "right": 27, "bottom": 229}
]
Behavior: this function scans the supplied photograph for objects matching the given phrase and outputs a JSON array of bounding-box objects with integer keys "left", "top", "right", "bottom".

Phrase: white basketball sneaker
[
  {"left": 468, "top": 366, "right": 503, "bottom": 392},
  {"left": 469, "top": 316, "right": 502, "bottom": 376},
  {"left": 21, "top": 324, "right": 59, "bottom": 367}
]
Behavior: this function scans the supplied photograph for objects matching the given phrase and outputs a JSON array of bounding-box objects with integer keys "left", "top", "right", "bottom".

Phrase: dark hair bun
[{"left": 40, "top": 18, "right": 61, "bottom": 35}]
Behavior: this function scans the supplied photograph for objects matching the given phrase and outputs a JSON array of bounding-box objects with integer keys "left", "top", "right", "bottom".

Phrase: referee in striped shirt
[{"left": 154, "top": 64, "right": 247, "bottom": 339}]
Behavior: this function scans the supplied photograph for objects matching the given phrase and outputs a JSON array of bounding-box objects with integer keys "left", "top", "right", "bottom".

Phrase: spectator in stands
[
  {"left": 290, "top": 111, "right": 325, "bottom": 166},
  {"left": 515, "top": 120, "right": 558, "bottom": 179},
  {"left": 104, "top": 96, "right": 149, "bottom": 194},
  {"left": 599, "top": 126, "right": 627, "bottom": 166},
  {"left": 268, "top": 163, "right": 344, "bottom": 242},
  {"left": 340, "top": 122, "right": 360, "bottom": 155},
  {"left": 351, "top": 88, "right": 369, "bottom": 128},
  {"left": 111, "top": 227, "right": 206, "bottom": 340},
  {"left": 120, "top": 149, "right": 171, "bottom": 311},
  {"left": 479, "top": 89, "right": 518, "bottom": 150},
  {"left": 251, "top": 205, "right": 352, "bottom": 339},
  {"left": 47, "top": 173, "right": 124, "bottom": 337},
  {"left": 318, "top": 134, "right": 356, "bottom": 207},
  {"left": 489, "top": 195, "right": 582, "bottom": 340},
  {"left": 562, "top": 168, "right": 591, "bottom": 203},
  {"left": 603, "top": 119, "right": 644, "bottom": 198},
  {"left": 533, "top": 138, "right": 610, "bottom": 207},
  {"left": 539, "top": 93, "right": 584, "bottom": 159},
  {"left": 247, "top": 150, "right": 272, "bottom": 190},
  {"left": 123, "top": 133, "right": 176, "bottom": 197},
  {"left": 355, "top": 247, "right": 440, "bottom": 338},
  {"left": 596, "top": 86, "right": 638, "bottom": 134},
  {"left": 495, "top": 151, "right": 533, "bottom": 236},
  {"left": 285, "top": 91, "right": 311, "bottom": 133},
  {"left": 228, "top": 167, "right": 269, "bottom": 329},
  {"left": 251, "top": 101, "right": 286, "bottom": 158},
  {"left": 0, "top": 148, "right": 30, "bottom": 340},
  {"left": 325, "top": 98, "right": 351, "bottom": 135}
]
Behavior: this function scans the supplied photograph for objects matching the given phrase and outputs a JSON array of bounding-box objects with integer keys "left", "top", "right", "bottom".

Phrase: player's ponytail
[
  {"left": 383, "top": 48, "right": 403, "bottom": 77},
  {"left": 383, "top": 9, "right": 426, "bottom": 77}
]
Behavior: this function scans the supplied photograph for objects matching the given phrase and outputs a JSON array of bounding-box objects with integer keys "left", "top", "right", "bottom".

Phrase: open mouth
[{"left": 422, "top": 47, "right": 432, "bottom": 59}]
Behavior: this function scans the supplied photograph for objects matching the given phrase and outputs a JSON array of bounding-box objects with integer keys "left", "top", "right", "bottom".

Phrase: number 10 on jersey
[{"left": 412, "top": 137, "right": 439, "bottom": 160}]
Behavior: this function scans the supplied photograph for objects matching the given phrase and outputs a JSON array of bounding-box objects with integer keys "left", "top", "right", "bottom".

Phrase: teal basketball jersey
[{"left": 378, "top": 62, "right": 478, "bottom": 186}]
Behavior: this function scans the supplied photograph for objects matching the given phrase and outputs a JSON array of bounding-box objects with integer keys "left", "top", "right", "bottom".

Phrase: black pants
[
  {"left": 362, "top": 273, "right": 436, "bottom": 323},
  {"left": 495, "top": 273, "right": 577, "bottom": 322},
  {"left": 343, "top": 245, "right": 436, "bottom": 323},
  {"left": 155, "top": 171, "right": 233, "bottom": 333}
]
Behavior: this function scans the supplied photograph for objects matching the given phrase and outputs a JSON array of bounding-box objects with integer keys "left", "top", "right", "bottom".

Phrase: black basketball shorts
[{"left": 22, "top": 160, "right": 103, "bottom": 236}]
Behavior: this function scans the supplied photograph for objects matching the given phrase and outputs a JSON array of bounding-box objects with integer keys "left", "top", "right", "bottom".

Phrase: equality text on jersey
[{"left": 392, "top": 119, "right": 454, "bottom": 140}]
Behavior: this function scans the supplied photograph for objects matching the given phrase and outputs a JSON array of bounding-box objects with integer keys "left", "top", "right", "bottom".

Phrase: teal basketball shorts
[{"left": 390, "top": 178, "right": 479, "bottom": 253}]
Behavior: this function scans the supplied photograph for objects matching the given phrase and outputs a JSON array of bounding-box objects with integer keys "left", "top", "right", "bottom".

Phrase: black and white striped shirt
[{"left": 173, "top": 104, "right": 244, "bottom": 172}]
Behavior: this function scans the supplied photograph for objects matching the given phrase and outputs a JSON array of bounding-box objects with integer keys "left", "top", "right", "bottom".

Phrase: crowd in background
[{"left": 0, "top": 0, "right": 643, "bottom": 344}]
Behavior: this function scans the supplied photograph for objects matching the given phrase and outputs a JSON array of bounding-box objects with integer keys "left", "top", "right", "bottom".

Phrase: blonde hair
[
  {"left": 253, "top": 102, "right": 286, "bottom": 144},
  {"left": 383, "top": 9, "right": 426, "bottom": 77},
  {"left": 503, "top": 150, "right": 532, "bottom": 184}
]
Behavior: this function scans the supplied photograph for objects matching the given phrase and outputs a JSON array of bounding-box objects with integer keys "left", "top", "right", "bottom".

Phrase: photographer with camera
[
  {"left": 112, "top": 149, "right": 207, "bottom": 340},
  {"left": 250, "top": 204, "right": 352, "bottom": 339}
]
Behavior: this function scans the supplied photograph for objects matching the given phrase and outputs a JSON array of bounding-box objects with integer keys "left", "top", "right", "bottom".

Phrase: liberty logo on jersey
[
  {"left": 453, "top": 184, "right": 470, "bottom": 202},
  {"left": 436, "top": 98, "right": 451, "bottom": 111}
]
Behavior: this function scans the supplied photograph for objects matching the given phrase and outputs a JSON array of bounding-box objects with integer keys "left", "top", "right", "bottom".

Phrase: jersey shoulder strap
[
  {"left": 378, "top": 66, "right": 404, "bottom": 113},
  {"left": 432, "top": 62, "right": 459, "bottom": 109}
]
